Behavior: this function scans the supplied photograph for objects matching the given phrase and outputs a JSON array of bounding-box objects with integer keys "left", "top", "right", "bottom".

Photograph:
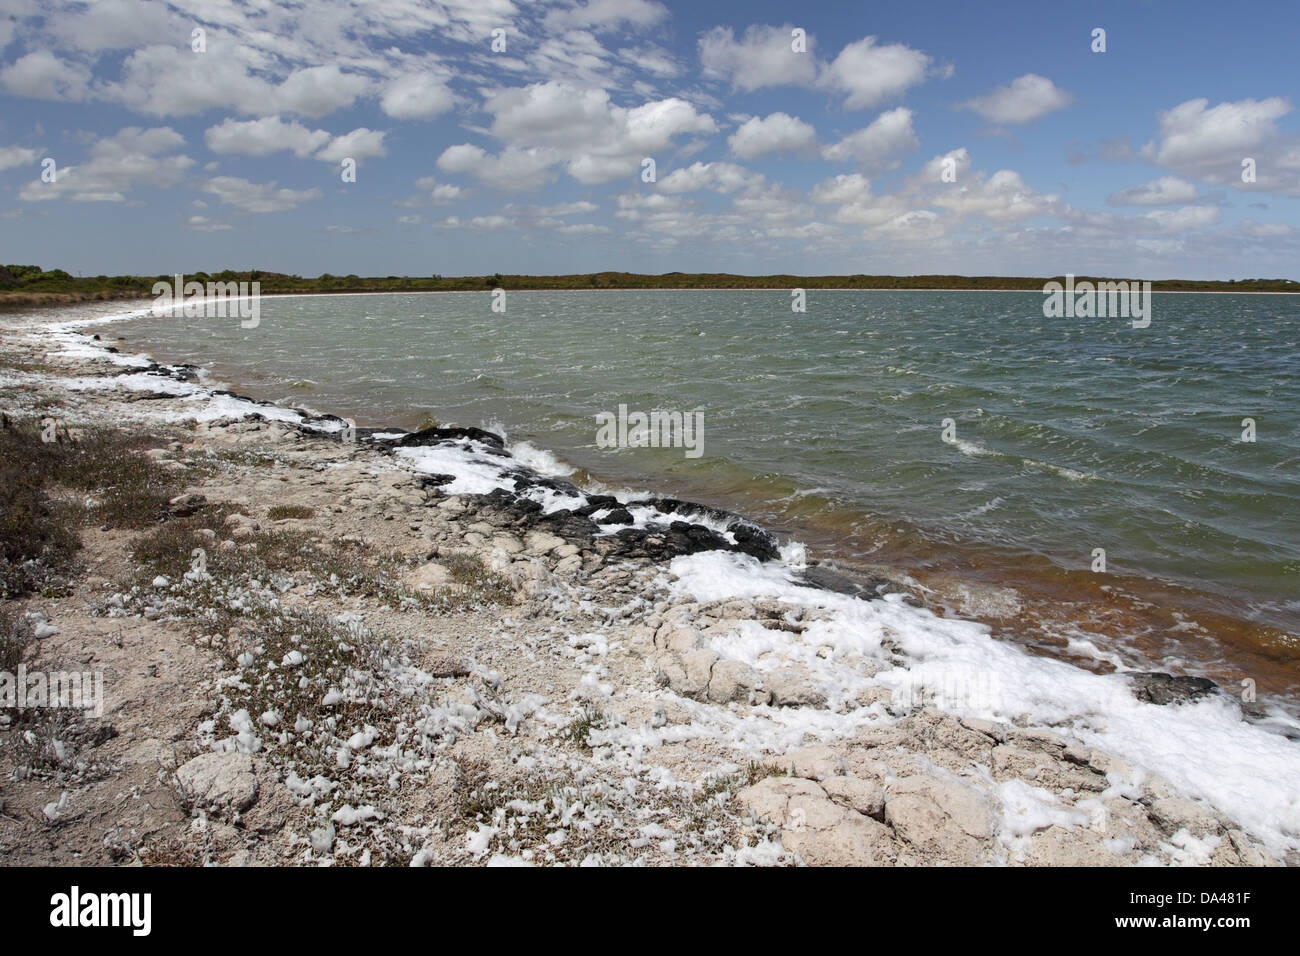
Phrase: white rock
[{"left": 176, "top": 752, "right": 258, "bottom": 812}]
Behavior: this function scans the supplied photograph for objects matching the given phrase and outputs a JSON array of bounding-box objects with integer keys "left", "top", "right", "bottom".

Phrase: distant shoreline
[
  {"left": 4, "top": 284, "right": 1299, "bottom": 312},
  {"left": 2, "top": 267, "right": 1297, "bottom": 311}
]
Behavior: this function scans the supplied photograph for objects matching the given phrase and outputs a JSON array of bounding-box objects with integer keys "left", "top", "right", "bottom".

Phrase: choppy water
[{"left": 108, "top": 289, "right": 1300, "bottom": 698}]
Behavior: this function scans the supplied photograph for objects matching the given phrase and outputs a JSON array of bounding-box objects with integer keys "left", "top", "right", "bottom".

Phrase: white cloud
[
  {"left": 0, "top": 144, "right": 40, "bottom": 171},
  {"left": 1, "top": 50, "right": 91, "bottom": 101},
  {"left": 204, "top": 117, "right": 331, "bottom": 158},
  {"left": 1237, "top": 220, "right": 1295, "bottom": 238},
  {"left": 412, "top": 177, "right": 467, "bottom": 204},
  {"left": 275, "top": 65, "right": 371, "bottom": 117},
  {"left": 873, "top": 209, "right": 944, "bottom": 240},
  {"left": 657, "top": 161, "right": 763, "bottom": 194},
  {"left": 821, "top": 107, "right": 918, "bottom": 170},
  {"left": 929, "top": 167, "right": 1062, "bottom": 223},
  {"left": 1140, "top": 205, "right": 1220, "bottom": 233},
  {"left": 818, "top": 37, "right": 931, "bottom": 109},
  {"left": 537, "top": 200, "right": 599, "bottom": 215},
  {"left": 202, "top": 176, "right": 322, "bottom": 213},
  {"left": 380, "top": 73, "right": 455, "bottom": 120},
  {"left": 19, "top": 126, "right": 191, "bottom": 203},
  {"left": 555, "top": 222, "right": 612, "bottom": 235},
  {"left": 810, "top": 173, "right": 874, "bottom": 205},
  {"left": 1107, "top": 176, "right": 1200, "bottom": 206},
  {"left": 315, "top": 128, "right": 388, "bottom": 163},
  {"left": 545, "top": 0, "right": 668, "bottom": 32},
  {"left": 1143, "top": 97, "right": 1290, "bottom": 167},
  {"left": 478, "top": 81, "right": 716, "bottom": 185},
  {"left": 103, "top": 46, "right": 370, "bottom": 118},
  {"left": 729, "top": 112, "right": 818, "bottom": 160},
  {"left": 699, "top": 24, "right": 817, "bottom": 92},
  {"left": 961, "top": 74, "right": 1071, "bottom": 125},
  {"left": 1139, "top": 97, "right": 1300, "bottom": 196},
  {"left": 437, "top": 144, "right": 561, "bottom": 192},
  {"left": 187, "top": 215, "right": 233, "bottom": 232}
]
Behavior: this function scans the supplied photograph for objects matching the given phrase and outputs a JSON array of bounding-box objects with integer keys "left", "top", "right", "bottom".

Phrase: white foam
[{"left": 666, "top": 549, "right": 1300, "bottom": 857}]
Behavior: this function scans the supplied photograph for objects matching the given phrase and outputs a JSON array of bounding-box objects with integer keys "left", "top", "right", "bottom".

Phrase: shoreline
[
  {"left": 5, "top": 286, "right": 1300, "bottom": 315},
  {"left": 98, "top": 297, "right": 1300, "bottom": 710},
  {"left": 1, "top": 307, "right": 1297, "bottom": 866}
]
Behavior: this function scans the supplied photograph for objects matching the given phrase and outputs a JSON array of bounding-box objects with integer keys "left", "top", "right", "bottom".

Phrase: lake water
[{"left": 109, "top": 289, "right": 1300, "bottom": 704}]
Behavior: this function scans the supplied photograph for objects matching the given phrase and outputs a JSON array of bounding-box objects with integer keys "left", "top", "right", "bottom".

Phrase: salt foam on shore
[{"left": 667, "top": 549, "right": 1300, "bottom": 857}]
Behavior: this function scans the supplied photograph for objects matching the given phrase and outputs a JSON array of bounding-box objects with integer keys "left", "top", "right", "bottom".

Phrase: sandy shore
[{"left": 0, "top": 310, "right": 1291, "bottom": 867}]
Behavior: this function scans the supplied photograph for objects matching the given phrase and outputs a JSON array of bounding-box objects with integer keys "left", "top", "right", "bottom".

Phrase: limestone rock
[
  {"left": 707, "top": 660, "right": 759, "bottom": 704},
  {"left": 885, "top": 774, "right": 994, "bottom": 864},
  {"left": 177, "top": 752, "right": 258, "bottom": 813}
]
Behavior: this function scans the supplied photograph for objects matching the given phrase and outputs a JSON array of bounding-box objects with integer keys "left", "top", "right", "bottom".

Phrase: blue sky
[{"left": 1, "top": 0, "right": 1298, "bottom": 279}]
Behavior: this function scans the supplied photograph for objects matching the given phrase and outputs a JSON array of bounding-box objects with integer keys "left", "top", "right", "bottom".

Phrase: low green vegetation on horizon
[{"left": 1, "top": 262, "right": 1296, "bottom": 309}]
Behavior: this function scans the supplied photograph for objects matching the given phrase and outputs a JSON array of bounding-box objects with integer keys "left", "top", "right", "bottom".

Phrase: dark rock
[
  {"left": 729, "top": 522, "right": 780, "bottom": 562},
  {"left": 800, "top": 565, "right": 865, "bottom": 595},
  {"left": 575, "top": 495, "right": 620, "bottom": 517},
  {"left": 393, "top": 426, "right": 505, "bottom": 449},
  {"left": 1129, "top": 672, "right": 1219, "bottom": 706},
  {"left": 535, "top": 510, "right": 600, "bottom": 542},
  {"left": 798, "top": 564, "right": 891, "bottom": 598},
  {"left": 602, "top": 507, "right": 634, "bottom": 525}
]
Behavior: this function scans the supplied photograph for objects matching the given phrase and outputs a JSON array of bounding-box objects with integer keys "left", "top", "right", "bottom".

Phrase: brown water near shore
[{"left": 558, "top": 462, "right": 1300, "bottom": 713}]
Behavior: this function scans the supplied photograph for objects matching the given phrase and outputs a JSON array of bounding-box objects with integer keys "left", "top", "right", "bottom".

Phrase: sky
[{"left": 1, "top": 0, "right": 1298, "bottom": 280}]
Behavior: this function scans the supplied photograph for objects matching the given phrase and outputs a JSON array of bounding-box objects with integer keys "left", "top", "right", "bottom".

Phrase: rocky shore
[{"left": 0, "top": 308, "right": 1292, "bottom": 867}]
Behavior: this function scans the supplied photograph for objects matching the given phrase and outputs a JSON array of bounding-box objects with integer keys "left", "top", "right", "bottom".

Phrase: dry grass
[
  {"left": 0, "top": 417, "right": 182, "bottom": 598},
  {"left": 267, "top": 504, "right": 314, "bottom": 520},
  {"left": 0, "top": 605, "right": 37, "bottom": 672}
]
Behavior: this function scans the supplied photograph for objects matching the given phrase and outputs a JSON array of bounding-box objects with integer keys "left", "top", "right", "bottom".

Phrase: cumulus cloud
[
  {"left": 204, "top": 117, "right": 332, "bottom": 158},
  {"left": 314, "top": 128, "right": 387, "bottom": 163},
  {"left": 204, "top": 117, "right": 385, "bottom": 164},
  {"left": 961, "top": 74, "right": 1071, "bottom": 125},
  {"left": 821, "top": 107, "right": 918, "bottom": 170},
  {"left": 1139, "top": 97, "right": 1300, "bottom": 197},
  {"left": 0, "top": 144, "right": 40, "bottom": 171},
  {"left": 102, "top": 47, "right": 370, "bottom": 118},
  {"left": 20, "top": 126, "right": 192, "bottom": 203},
  {"left": 187, "top": 215, "right": 233, "bottom": 232},
  {"left": 437, "top": 144, "right": 562, "bottom": 192},
  {"left": 657, "top": 161, "right": 763, "bottom": 194},
  {"left": 545, "top": 0, "right": 668, "bottom": 33},
  {"left": 1143, "top": 97, "right": 1290, "bottom": 167},
  {"left": 700, "top": 27, "right": 932, "bottom": 109},
  {"left": 810, "top": 173, "right": 874, "bottom": 205},
  {"left": 728, "top": 112, "right": 818, "bottom": 160},
  {"left": 1140, "top": 205, "right": 1220, "bottom": 233},
  {"left": 699, "top": 24, "right": 817, "bottom": 92},
  {"left": 471, "top": 80, "right": 715, "bottom": 185},
  {"left": 202, "top": 176, "right": 322, "bottom": 213},
  {"left": 380, "top": 73, "right": 455, "bottom": 120},
  {"left": 1107, "top": 176, "right": 1200, "bottom": 206},
  {"left": 1, "top": 50, "right": 91, "bottom": 101},
  {"left": 818, "top": 37, "right": 932, "bottom": 109}
]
